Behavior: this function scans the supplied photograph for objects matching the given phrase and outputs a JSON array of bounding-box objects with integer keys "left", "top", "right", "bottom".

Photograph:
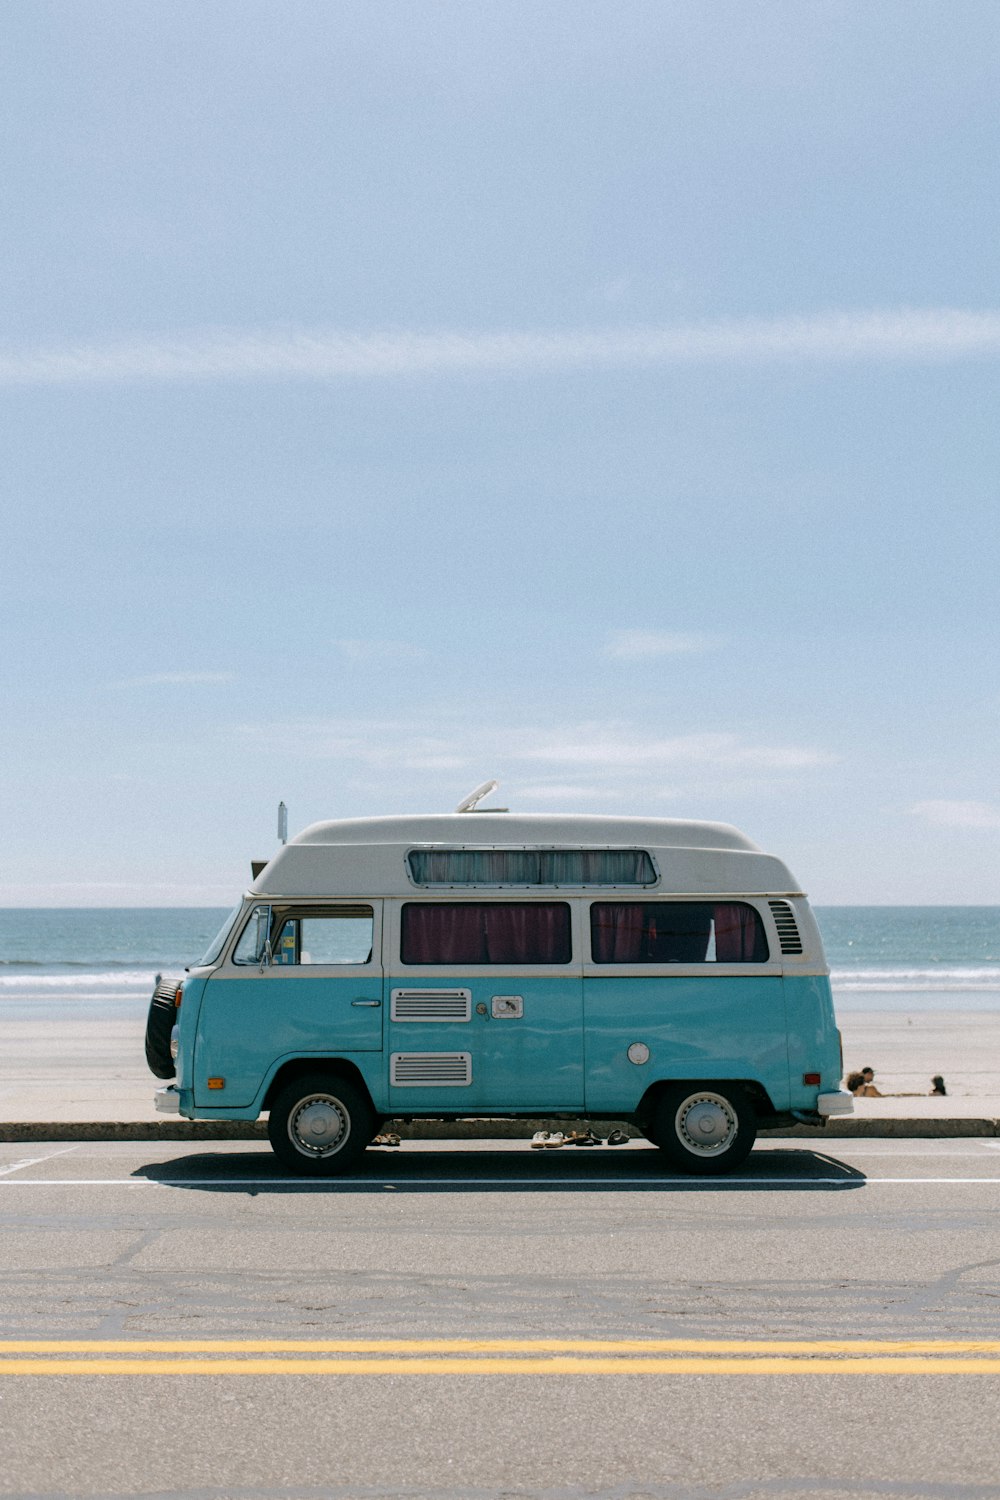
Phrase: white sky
[{"left": 2, "top": 1, "right": 999, "bottom": 905}]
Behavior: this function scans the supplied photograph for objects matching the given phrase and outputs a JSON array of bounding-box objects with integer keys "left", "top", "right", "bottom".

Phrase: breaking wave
[
  {"left": 831, "top": 965, "right": 1000, "bottom": 992},
  {"left": 0, "top": 970, "right": 174, "bottom": 996}
]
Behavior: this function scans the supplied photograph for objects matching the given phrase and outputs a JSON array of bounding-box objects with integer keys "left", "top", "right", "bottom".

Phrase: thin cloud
[
  {"left": 911, "top": 800, "right": 1000, "bottom": 830},
  {"left": 512, "top": 728, "right": 834, "bottom": 772},
  {"left": 4, "top": 308, "right": 1000, "bottom": 386},
  {"left": 111, "top": 671, "right": 235, "bottom": 688},
  {"left": 603, "top": 630, "right": 716, "bottom": 660},
  {"left": 239, "top": 717, "right": 833, "bottom": 777},
  {"left": 515, "top": 783, "right": 616, "bottom": 802},
  {"left": 334, "top": 639, "right": 428, "bottom": 664},
  {"left": 240, "top": 721, "right": 468, "bottom": 772}
]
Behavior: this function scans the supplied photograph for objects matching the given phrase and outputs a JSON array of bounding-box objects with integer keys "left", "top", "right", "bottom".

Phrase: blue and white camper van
[{"left": 146, "top": 810, "right": 851, "bottom": 1175}]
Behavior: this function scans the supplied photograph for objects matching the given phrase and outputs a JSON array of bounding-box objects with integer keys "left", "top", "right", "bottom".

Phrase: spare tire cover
[{"left": 145, "top": 978, "right": 178, "bottom": 1079}]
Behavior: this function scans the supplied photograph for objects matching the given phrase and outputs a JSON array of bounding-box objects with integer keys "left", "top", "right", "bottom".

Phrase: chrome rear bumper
[{"left": 817, "top": 1089, "right": 854, "bottom": 1117}]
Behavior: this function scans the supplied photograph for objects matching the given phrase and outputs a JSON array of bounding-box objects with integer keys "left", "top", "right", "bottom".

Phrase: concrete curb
[{"left": 1, "top": 1117, "right": 999, "bottom": 1143}]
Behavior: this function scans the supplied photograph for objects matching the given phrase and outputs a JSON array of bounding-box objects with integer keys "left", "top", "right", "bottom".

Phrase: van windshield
[{"left": 198, "top": 904, "right": 243, "bottom": 966}]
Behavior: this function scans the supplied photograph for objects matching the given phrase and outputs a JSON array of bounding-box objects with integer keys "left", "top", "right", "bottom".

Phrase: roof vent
[
  {"left": 768, "top": 900, "right": 804, "bottom": 955},
  {"left": 455, "top": 779, "right": 507, "bottom": 813}
]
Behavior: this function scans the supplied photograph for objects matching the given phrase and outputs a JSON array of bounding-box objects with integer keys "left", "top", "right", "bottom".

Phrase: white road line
[
  {"left": 1, "top": 1175, "right": 1000, "bottom": 1187},
  {"left": 787, "top": 1149, "right": 1000, "bottom": 1157},
  {"left": 0, "top": 1145, "right": 82, "bottom": 1178}
]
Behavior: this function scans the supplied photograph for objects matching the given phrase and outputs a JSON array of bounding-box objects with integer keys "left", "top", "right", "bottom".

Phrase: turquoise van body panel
[
  {"left": 174, "top": 975, "right": 208, "bottom": 1094},
  {"left": 177, "top": 1051, "right": 386, "bottom": 1122},
  {"left": 192, "top": 969, "right": 384, "bottom": 1110},
  {"left": 783, "top": 975, "right": 841, "bottom": 1105},
  {"left": 581, "top": 975, "right": 790, "bottom": 1114},
  {"left": 384, "top": 974, "right": 584, "bottom": 1112},
  {"left": 177, "top": 968, "right": 835, "bottom": 1120}
]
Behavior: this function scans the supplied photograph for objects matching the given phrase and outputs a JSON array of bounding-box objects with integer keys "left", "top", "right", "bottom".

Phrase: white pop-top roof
[{"left": 250, "top": 813, "right": 803, "bottom": 898}]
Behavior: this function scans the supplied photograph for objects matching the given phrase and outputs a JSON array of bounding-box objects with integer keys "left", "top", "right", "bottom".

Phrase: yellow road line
[
  {"left": 3, "top": 1338, "right": 1000, "bottom": 1355},
  {"left": 1, "top": 1356, "right": 1000, "bottom": 1375}
]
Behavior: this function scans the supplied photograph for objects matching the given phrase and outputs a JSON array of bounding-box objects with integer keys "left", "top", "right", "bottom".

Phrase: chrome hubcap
[
  {"left": 675, "top": 1092, "right": 737, "bottom": 1156},
  {"left": 290, "top": 1094, "right": 349, "bottom": 1157}
]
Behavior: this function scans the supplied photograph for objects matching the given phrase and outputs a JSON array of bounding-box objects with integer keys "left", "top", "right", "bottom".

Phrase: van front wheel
[
  {"left": 267, "top": 1074, "right": 374, "bottom": 1176},
  {"left": 652, "top": 1084, "right": 756, "bottom": 1175}
]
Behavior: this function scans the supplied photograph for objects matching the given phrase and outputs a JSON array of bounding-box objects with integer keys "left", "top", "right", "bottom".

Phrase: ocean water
[
  {"left": 0, "top": 906, "right": 999, "bottom": 1016},
  {"left": 0, "top": 908, "right": 232, "bottom": 1019},
  {"left": 817, "top": 907, "right": 1000, "bottom": 1008}
]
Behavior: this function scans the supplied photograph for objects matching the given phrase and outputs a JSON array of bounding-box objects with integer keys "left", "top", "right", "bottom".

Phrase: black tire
[
  {"left": 144, "top": 978, "right": 178, "bottom": 1079},
  {"left": 267, "top": 1073, "right": 374, "bottom": 1176},
  {"left": 651, "top": 1083, "right": 757, "bottom": 1175}
]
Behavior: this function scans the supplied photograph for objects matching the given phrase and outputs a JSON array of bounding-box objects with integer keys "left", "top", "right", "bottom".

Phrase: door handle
[{"left": 351, "top": 999, "right": 381, "bottom": 1007}]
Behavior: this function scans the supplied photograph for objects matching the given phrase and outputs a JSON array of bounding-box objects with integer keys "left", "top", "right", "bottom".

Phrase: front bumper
[
  {"left": 154, "top": 1085, "right": 180, "bottom": 1114},
  {"left": 816, "top": 1089, "right": 854, "bottom": 1117}
]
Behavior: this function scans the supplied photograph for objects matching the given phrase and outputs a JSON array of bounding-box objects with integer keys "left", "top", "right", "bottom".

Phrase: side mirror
[{"left": 254, "top": 905, "right": 273, "bottom": 971}]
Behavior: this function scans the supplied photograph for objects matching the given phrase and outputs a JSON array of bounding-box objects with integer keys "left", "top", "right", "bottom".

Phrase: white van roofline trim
[
  {"left": 288, "top": 813, "right": 761, "bottom": 851},
  {"left": 245, "top": 889, "right": 808, "bottom": 901}
]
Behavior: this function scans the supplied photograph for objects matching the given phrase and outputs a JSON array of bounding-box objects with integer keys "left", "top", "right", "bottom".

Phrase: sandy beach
[
  {"left": 1, "top": 1005, "right": 998, "bottom": 1124},
  {"left": 838, "top": 1010, "right": 1000, "bottom": 1098}
]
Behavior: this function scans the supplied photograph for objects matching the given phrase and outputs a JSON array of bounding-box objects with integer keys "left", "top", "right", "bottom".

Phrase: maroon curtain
[
  {"left": 401, "top": 904, "right": 484, "bottom": 964},
  {"left": 483, "top": 903, "right": 570, "bottom": 963},
  {"left": 713, "top": 903, "right": 761, "bottom": 961},
  {"left": 593, "top": 902, "right": 763, "bottom": 963},
  {"left": 591, "top": 903, "right": 645, "bottom": 963},
  {"left": 401, "top": 904, "right": 570, "bottom": 964}
]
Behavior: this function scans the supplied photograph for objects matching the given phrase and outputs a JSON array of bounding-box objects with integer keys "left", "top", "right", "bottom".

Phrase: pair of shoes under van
[
  {"left": 606, "top": 1128, "right": 629, "bottom": 1146},
  {"left": 372, "top": 1132, "right": 400, "bottom": 1147},
  {"left": 566, "top": 1129, "right": 601, "bottom": 1147}
]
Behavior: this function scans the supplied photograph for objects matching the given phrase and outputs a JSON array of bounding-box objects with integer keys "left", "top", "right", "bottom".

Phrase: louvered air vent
[
  {"left": 390, "top": 989, "right": 472, "bottom": 1023},
  {"left": 768, "top": 900, "right": 804, "bottom": 955},
  {"left": 391, "top": 1052, "right": 472, "bottom": 1087}
]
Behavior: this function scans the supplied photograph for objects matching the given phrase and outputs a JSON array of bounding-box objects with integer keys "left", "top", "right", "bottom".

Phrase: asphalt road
[{"left": 0, "top": 1138, "right": 999, "bottom": 1500}]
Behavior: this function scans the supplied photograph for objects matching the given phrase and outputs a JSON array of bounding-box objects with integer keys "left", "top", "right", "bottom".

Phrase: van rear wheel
[
  {"left": 651, "top": 1084, "right": 757, "bottom": 1175},
  {"left": 267, "top": 1073, "right": 374, "bottom": 1176}
]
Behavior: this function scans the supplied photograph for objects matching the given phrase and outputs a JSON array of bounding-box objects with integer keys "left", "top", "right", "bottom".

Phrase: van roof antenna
[{"left": 455, "top": 779, "right": 506, "bottom": 813}]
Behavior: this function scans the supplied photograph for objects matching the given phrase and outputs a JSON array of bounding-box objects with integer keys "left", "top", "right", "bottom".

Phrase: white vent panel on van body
[
  {"left": 390, "top": 1052, "right": 473, "bottom": 1087},
  {"left": 768, "top": 900, "right": 804, "bottom": 955},
  {"left": 390, "top": 989, "right": 472, "bottom": 1023}
]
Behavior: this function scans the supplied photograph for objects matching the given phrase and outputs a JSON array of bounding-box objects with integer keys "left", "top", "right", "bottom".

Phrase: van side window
[
  {"left": 590, "top": 902, "right": 769, "bottom": 964},
  {"left": 407, "top": 848, "right": 656, "bottom": 887},
  {"left": 401, "top": 903, "right": 571, "bottom": 965},
  {"left": 272, "top": 909, "right": 374, "bottom": 966}
]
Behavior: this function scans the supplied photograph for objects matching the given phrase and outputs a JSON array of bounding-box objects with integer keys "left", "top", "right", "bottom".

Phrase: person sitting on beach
[
  {"left": 846, "top": 1067, "right": 883, "bottom": 1097},
  {"left": 930, "top": 1074, "right": 947, "bottom": 1096}
]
